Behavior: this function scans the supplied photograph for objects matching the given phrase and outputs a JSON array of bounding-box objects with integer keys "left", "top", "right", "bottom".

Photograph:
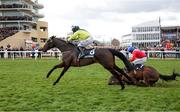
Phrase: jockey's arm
[
  {"left": 129, "top": 53, "right": 136, "bottom": 62},
  {"left": 68, "top": 32, "right": 79, "bottom": 41}
]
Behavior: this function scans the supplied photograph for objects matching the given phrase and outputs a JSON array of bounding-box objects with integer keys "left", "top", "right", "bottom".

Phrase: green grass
[{"left": 0, "top": 59, "right": 180, "bottom": 111}]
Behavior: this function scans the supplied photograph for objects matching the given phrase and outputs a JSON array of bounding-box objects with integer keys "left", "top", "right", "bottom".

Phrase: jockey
[
  {"left": 68, "top": 25, "right": 93, "bottom": 58},
  {"left": 127, "top": 46, "right": 147, "bottom": 69}
]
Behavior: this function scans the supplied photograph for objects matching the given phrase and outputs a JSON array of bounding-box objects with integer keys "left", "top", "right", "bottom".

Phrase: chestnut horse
[
  {"left": 108, "top": 66, "right": 180, "bottom": 86},
  {"left": 42, "top": 36, "right": 135, "bottom": 90}
]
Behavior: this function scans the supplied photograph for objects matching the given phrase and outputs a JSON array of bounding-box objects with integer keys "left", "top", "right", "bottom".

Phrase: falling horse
[
  {"left": 42, "top": 36, "right": 135, "bottom": 90},
  {"left": 108, "top": 65, "right": 180, "bottom": 86}
]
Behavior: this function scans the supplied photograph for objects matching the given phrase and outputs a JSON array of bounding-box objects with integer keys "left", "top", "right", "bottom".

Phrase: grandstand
[
  {"left": 0, "top": 0, "right": 48, "bottom": 50},
  {"left": 161, "top": 26, "right": 180, "bottom": 48},
  {"left": 120, "top": 20, "right": 180, "bottom": 49},
  {"left": 132, "top": 20, "right": 161, "bottom": 48}
]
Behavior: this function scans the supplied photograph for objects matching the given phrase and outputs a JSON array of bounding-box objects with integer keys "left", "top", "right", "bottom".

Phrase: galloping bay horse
[{"left": 42, "top": 36, "right": 135, "bottom": 90}]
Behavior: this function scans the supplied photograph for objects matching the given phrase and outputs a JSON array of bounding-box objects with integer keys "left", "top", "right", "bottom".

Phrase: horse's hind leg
[
  {"left": 53, "top": 65, "right": 71, "bottom": 85},
  {"left": 47, "top": 62, "right": 64, "bottom": 78}
]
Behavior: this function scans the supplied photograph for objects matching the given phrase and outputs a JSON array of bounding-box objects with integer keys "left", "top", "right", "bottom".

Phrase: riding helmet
[
  {"left": 127, "top": 46, "right": 135, "bottom": 53},
  {"left": 72, "top": 26, "right": 80, "bottom": 33}
]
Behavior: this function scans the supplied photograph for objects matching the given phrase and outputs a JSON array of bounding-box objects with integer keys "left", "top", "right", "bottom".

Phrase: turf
[{"left": 0, "top": 59, "right": 180, "bottom": 111}]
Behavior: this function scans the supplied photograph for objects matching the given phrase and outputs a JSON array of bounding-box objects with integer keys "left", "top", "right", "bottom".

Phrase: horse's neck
[{"left": 54, "top": 39, "right": 75, "bottom": 52}]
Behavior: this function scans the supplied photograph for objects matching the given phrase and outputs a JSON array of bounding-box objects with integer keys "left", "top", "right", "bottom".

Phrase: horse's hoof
[
  {"left": 53, "top": 82, "right": 56, "bottom": 85},
  {"left": 121, "top": 86, "right": 125, "bottom": 90}
]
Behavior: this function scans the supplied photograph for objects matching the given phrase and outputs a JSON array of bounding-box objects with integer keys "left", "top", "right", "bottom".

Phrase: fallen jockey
[{"left": 127, "top": 46, "right": 147, "bottom": 70}]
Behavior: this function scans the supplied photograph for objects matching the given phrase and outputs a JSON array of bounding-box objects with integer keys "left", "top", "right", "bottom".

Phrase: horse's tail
[
  {"left": 173, "top": 69, "right": 180, "bottom": 77},
  {"left": 159, "top": 70, "right": 179, "bottom": 81},
  {"left": 175, "top": 73, "right": 180, "bottom": 77},
  {"left": 108, "top": 49, "right": 134, "bottom": 71}
]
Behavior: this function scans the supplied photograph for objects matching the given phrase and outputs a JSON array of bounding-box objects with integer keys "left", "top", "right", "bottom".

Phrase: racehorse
[
  {"left": 108, "top": 66, "right": 180, "bottom": 86},
  {"left": 42, "top": 36, "right": 135, "bottom": 90}
]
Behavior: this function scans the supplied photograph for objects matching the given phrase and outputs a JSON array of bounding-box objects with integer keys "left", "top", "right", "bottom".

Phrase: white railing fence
[
  {"left": 0, "top": 51, "right": 62, "bottom": 60},
  {"left": 0, "top": 50, "right": 180, "bottom": 60}
]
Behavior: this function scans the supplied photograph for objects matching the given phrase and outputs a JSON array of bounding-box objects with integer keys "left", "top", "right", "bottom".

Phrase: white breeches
[
  {"left": 78, "top": 36, "right": 93, "bottom": 47},
  {"left": 132, "top": 57, "right": 147, "bottom": 65}
]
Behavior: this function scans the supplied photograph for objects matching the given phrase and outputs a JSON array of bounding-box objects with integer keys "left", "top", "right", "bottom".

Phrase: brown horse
[
  {"left": 108, "top": 66, "right": 180, "bottom": 86},
  {"left": 42, "top": 36, "right": 135, "bottom": 90}
]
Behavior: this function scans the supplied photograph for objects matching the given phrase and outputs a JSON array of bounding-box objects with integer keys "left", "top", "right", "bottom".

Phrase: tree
[{"left": 111, "top": 38, "right": 120, "bottom": 46}]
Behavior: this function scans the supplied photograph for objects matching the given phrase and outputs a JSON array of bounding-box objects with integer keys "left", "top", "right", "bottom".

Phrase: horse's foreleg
[
  {"left": 47, "top": 63, "right": 64, "bottom": 78},
  {"left": 53, "top": 65, "right": 71, "bottom": 85},
  {"left": 108, "top": 68, "right": 125, "bottom": 90},
  {"left": 114, "top": 65, "right": 136, "bottom": 85},
  {"left": 114, "top": 65, "right": 130, "bottom": 79}
]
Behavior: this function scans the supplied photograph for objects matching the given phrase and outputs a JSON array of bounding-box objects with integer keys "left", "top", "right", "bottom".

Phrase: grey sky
[{"left": 39, "top": 0, "right": 180, "bottom": 41}]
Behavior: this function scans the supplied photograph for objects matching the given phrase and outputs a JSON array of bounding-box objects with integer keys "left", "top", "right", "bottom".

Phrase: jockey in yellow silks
[{"left": 68, "top": 26, "right": 93, "bottom": 58}]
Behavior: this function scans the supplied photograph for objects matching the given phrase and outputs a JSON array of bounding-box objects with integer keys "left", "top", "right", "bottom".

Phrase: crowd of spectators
[
  {"left": 0, "top": 3, "right": 28, "bottom": 8},
  {"left": 0, "top": 45, "right": 41, "bottom": 59},
  {"left": 0, "top": 27, "right": 18, "bottom": 41},
  {"left": 141, "top": 46, "right": 180, "bottom": 51},
  {"left": 0, "top": 15, "right": 32, "bottom": 21},
  {"left": 0, "top": 45, "right": 24, "bottom": 58},
  {"left": 0, "top": 44, "right": 179, "bottom": 59}
]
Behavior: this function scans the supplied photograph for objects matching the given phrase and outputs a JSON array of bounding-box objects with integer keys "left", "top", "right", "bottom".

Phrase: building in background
[
  {"left": 131, "top": 20, "right": 161, "bottom": 48},
  {"left": 0, "top": 0, "right": 48, "bottom": 50},
  {"left": 120, "top": 34, "right": 133, "bottom": 47},
  {"left": 120, "top": 19, "right": 180, "bottom": 49}
]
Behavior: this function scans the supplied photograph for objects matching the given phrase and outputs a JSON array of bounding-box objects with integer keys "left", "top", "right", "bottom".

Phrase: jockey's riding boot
[{"left": 78, "top": 47, "right": 85, "bottom": 59}]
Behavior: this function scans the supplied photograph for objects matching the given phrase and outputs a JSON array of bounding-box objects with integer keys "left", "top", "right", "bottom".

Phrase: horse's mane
[
  {"left": 55, "top": 37, "right": 76, "bottom": 47},
  {"left": 55, "top": 37, "right": 68, "bottom": 43}
]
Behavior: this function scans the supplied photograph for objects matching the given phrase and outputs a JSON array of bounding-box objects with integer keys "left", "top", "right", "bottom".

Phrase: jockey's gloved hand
[{"left": 65, "top": 37, "right": 69, "bottom": 41}]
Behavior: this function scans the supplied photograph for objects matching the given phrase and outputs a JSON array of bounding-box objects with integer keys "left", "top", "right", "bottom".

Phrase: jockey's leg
[
  {"left": 77, "top": 37, "right": 94, "bottom": 59},
  {"left": 78, "top": 36, "right": 93, "bottom": 47},
  {"left": 132, "top": 57, "right": 147, "bottom": 69},
  {"left": 77, "top": 46, "right": 85, "bottom": 58}
]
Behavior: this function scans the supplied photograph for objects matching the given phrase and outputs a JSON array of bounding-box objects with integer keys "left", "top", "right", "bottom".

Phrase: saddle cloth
[{"left": 81, "top": 48, "right": 95, "bottom": 58}]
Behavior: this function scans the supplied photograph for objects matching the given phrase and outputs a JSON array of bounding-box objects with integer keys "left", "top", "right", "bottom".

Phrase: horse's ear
[
  {"left": 51, "top": 35, "right": 56, "bottom": 39},
  {"left": 48, "top": 36, "right": 56, "bottom": 43}
]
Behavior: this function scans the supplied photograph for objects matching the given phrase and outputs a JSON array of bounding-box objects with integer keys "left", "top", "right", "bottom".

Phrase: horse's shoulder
[
  {"left": 62, "top": 49, "right": 75, "bottom": 54},
  {"left": 143, "top": 66, "right": 159, "bottom": 73}
]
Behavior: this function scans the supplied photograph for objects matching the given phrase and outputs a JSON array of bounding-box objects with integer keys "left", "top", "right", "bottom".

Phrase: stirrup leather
[{"left": 77, "top": 47, "right": 85, "bottom": 59}]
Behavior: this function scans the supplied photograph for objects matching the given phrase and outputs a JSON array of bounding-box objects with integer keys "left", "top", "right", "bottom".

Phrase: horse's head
[
  {"left": 42, "top": 36, "right": 56, "bottom": 52},
  {"left": 43, "top": 35, "right": 76, "bottom": 52}
]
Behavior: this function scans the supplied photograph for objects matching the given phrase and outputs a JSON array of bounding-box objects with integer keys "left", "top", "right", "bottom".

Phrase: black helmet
[{"left": 72, "top": 26, "right": 80, "bottom": 33}]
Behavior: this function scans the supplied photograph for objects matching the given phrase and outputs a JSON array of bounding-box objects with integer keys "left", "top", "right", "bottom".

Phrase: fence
[
  {"left": 122, "top": 50, "right": 180, "bottom": 59},
  {"left": 0, "top": 50, "right": 62, "bottom": 60},
  {"left": 0, "top": 50, "right": 180, "bottom": 60}
]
